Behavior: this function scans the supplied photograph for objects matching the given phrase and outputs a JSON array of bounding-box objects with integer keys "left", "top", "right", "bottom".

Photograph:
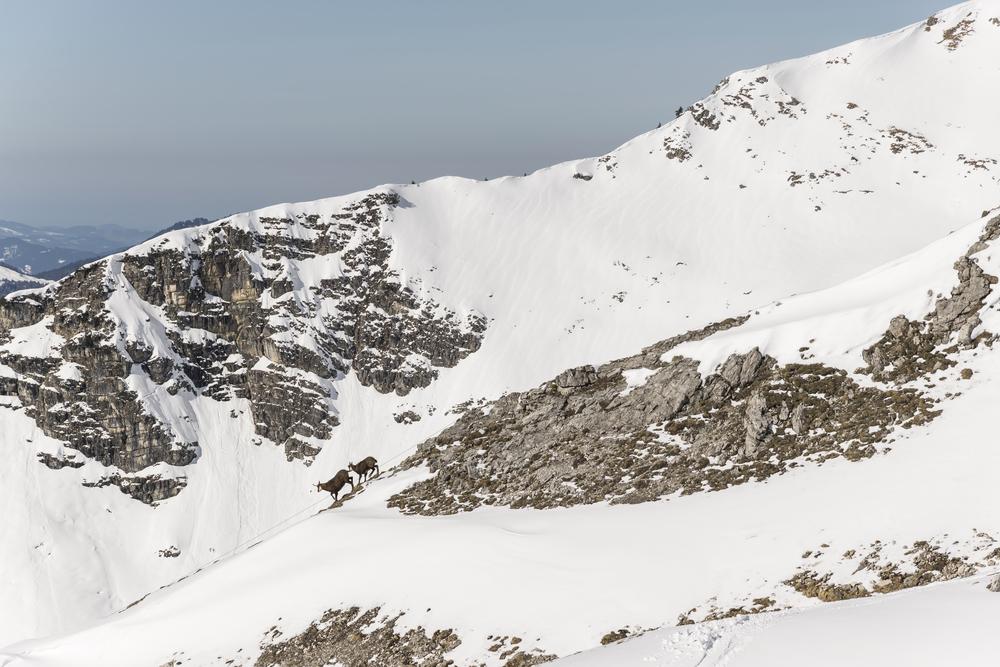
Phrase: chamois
[
  {"left": 316, "top": 469, "right": 353, "bottom": 501},
  {"left": 348, "top": 456, "right": 379, "bottom": 483}
]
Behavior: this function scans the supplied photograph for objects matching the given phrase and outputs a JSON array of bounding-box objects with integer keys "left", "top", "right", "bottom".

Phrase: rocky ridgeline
[
  {"left": 0, "top": 192, "right": 485, "bottom": 503},
  {"left": 389, "top": 217, "right": 1000, "bottom": 515}
]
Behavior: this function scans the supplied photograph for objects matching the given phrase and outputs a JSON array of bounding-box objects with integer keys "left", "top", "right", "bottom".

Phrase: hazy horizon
[{"left": 2, "top": 0, "right": 945, "bottom": 230}]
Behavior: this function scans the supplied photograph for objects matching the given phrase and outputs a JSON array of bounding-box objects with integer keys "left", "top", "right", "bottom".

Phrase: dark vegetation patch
[
  {"left": 676, "top": 532, "right": 998, "bottom": 625},
  {"left": 600, "top": 628, "right": 630, "bottom": 645}
]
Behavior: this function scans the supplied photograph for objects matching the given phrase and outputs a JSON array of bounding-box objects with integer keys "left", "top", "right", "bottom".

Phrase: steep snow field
[{"left": 3, "top": 1, "right": 1000, "bottom": 662}]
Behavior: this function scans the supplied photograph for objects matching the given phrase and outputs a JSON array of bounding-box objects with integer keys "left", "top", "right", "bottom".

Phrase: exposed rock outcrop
[
  {"left": 0, "top": 191, "right": 486, "bottom": 502},
  {"left": 1, "top": 263, "right": 198, "bottom": 476},
  {"left": 82, "top": 472, "right": 187, "bottom": 505},
  {"left": 390, "top": 218, "right": 1000, "bottom": 516},
  {"left": 388, "top": 344, "right": 935, "bottom": 514},
  {"left": 786, "top": 534, "right": 993, "bottom": 603},
  {"left": 253, "top": 607, "right": 554, "bottom": 667},
  {"left": 864, "top": 217, "right": 1000, "bottom": 382}
]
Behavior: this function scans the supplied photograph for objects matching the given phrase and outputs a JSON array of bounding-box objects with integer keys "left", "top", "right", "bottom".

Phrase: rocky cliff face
[{"left": 0, "top": 191, "right": 485, "bottom": 503}]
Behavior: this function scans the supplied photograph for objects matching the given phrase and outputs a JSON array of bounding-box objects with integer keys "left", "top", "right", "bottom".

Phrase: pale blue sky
[{"left": 1, "top": 0, "right": 946, "bottom": 229}]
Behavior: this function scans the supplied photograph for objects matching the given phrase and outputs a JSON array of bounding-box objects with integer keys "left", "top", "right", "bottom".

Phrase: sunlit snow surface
[
  {"left": 551, "top": 576, "right": 1000, "bottom": 666},
  {"left": 3, "top": 1, "right": 1000, "bottom": 664}
]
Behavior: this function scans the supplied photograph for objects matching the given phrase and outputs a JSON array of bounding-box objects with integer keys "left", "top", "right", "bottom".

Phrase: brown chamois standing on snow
[
  {"left": 348, "top": 456, "right": 379, "bottom": 483},
  {"left": 316, "top": 469, "right": 353, "bottom": 501}
]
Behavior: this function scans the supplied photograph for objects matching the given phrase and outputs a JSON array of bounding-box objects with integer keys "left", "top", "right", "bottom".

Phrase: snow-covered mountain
[
  {"left": 0, "top": 218, "right": 212, "bottom": 279},
  {"left": 0, "top": 220, "right": 153, "bottom": 276},
  {"left": 0, "top": 265, "right": 48, "bottom": 297},
  {"left": 2, "top": 2, "right": 1000, "bottom": 664}
]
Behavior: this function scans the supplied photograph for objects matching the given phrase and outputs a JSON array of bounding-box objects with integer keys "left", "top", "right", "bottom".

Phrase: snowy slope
[
  {"left": 3, "top": 207, "right": 999, "bottom": 665},
  {"left": 549, "top": 576, "right": 1000, "bottom": 667},
  {"left": 2, "top": 0, "right": 1000, "bottom": 660},
  {"left": 0, "top": 265, "right": 47, "bottom": 296}
]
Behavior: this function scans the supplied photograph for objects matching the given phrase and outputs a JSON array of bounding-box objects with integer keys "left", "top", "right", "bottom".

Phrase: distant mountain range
[
  {"left": 0, "top": 217, "right": 213, "bottom": 280},
  {"left": 0, "top": 219, "right": 149, "bottom": 275},
  {"left": 0, "top": 263, "right": 48, "bottom": 297},
  {"left": 143, "top": 217, "right": 212, "bottom": 241}
]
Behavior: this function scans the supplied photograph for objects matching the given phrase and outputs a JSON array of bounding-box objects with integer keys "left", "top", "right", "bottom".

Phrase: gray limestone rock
[
  {"left": 0, "top": 192, "right": 485, "bottom": 503},
  {"left": 555, "top": 365, "right": 598, "bottom": 390}
]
